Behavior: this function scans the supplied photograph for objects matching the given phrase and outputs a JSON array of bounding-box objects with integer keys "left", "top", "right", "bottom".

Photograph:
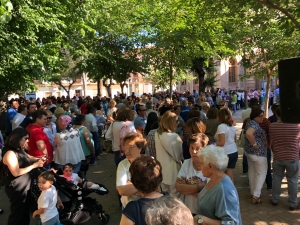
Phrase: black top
[
  {"left": 123, "top": 192, "right": 169, "bottom": 225},
  {"left": 19, "top": 114, "right": 33, "bottom": 129}
]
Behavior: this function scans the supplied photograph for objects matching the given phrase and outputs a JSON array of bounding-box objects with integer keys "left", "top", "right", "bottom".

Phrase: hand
[
  {"left": 57, "top": 202, "right": 64, "bottom": 209},
  {"left": 253, "top": 145, "right": 259, "bottom": 150},
  {"left": 34, "top": 158, "right": 45, "bottom": 168},
  {"left": 32, "top": 211, "right": 37, "bottom": 219}
]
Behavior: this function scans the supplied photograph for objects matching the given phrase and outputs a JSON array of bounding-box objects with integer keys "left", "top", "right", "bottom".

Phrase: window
[{"left": 229, "top": 67, "right": 235, "bottom": 82}]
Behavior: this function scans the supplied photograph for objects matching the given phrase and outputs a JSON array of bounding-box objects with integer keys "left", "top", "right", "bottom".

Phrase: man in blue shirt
[
  {"left": 5, "top": 99, "right": 19, "bottom": 136},
  {"left": 134, "top": 104, "right": 147, "bottom": 133},
  {"left": 180, "top": 100, "right": 191, "bottom": 122}
]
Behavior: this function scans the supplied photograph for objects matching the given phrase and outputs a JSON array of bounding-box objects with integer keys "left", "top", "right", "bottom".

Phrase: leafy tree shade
[{"left": 0, "top": 0, "right": 13, "bottom": 23}]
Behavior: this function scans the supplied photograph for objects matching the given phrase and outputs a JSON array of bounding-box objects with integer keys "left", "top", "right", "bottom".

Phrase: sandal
[{"left": 252, "top": 196, "right": 262, "bottom": 204}]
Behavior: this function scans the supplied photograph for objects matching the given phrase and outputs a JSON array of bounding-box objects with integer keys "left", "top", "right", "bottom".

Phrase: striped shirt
[{"left": 269, "top": 122, "right": 300, "bottom": 161}]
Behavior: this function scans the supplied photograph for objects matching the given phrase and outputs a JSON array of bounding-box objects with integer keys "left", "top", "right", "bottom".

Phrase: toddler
[
  {"left": 61, "top": 163, "right": 105, "bottom": 191},
  {"left": 33, "top": 171, "right": 63, "bottom": 225}
]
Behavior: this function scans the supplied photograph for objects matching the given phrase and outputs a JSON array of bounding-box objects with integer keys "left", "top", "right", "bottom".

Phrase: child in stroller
[
  {"left": 60, "top": 163, "right": 106, "bottom": 192},
  {"left": 31, "top": 164, "right": 110, "bottom": 225}
]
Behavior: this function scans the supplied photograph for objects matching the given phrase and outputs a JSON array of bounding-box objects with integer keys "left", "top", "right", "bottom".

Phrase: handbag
[
  {"left": 237, "top": 129, "right": 246, "bottom": 148},
  {"left": 157, "top": 134, "right": 182, "bottom": 166}
]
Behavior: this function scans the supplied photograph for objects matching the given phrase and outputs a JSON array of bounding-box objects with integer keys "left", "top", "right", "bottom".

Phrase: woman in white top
[
  {"left": 105, "top": 107, "right": 136, "bottom": 166},
  {"left": 155, "top": 110, "right": 183, "bottom": 200},
  {"left": 116, "top": 132, "right": 146, "bottom": 207},
  {"left": 214, "top": 108, "right": 238, "bottom": 182},
  {"left": 176, "top": 133, "right": 208, "bottom": 215},
  {"left": 54, "top": 115, "right": 85, "bottom": 173},
  {"left": 107, "top": 100, "right": 117, "bottom": 122}
]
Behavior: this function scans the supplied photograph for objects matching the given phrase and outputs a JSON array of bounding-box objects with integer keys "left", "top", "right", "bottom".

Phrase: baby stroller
[{"left": 31, "top": 165, "right": 110, "bottom": 225}]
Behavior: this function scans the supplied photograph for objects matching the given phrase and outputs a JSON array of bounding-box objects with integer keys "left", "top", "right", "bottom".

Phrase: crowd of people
[{"left": 0, "top": 85, "right": 298, "bottom": 225}]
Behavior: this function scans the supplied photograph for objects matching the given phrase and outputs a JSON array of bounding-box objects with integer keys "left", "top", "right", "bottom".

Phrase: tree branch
[{"left": 255, "top": 0, "right": 300, "bottom": 31}]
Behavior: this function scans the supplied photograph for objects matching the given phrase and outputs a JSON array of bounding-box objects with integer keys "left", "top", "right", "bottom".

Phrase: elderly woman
[
  {"left": 176, "top": 133, "right": 209, "bottom": 215},
  {"left": 145, "top": 195, "right": 194, "bottom": 225},
  {"left": 214, "top": 108, "right": 238, "bottom": 182},
  {"left": 204, "top": 108, "right": 219, "bottom": 144},
  {"left": 2, "top": 128, "right": 45, "bottom": 225},
  {"left": 120, "top": 156, "right": 166, "bottom": 225},
  {"left": 194, "top": 145, "right": 242, "bottom": 225},
  {"left": 245, "top": 108, "right": 268, "bottom": 204},
  {"left": 54, "top": 115, "right": 85, "bottom": 173},
  {"left": 155, "top": 110, "right": 183, "bottom": 199},
  {"left": 116, "top": 132, "right": 146, "bottom": 208}
]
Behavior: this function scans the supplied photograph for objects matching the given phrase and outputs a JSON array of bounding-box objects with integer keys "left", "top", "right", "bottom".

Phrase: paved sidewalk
[{"left": 1, "top": 108, "right": 300, "bottom": 224}]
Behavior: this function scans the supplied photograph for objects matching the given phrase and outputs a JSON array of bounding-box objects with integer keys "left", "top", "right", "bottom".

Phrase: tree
[{"left": 0, "top": 0, "right": 13, "bottom": 23}]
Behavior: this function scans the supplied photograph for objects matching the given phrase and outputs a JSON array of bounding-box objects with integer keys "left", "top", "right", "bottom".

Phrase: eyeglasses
[
  {"left": 47, "top": 117, "right": 52, "bottom": 120},
  {"left": 220, "top": 105, "right": 225, "bottom": 107},
  {"left": 140, "top": 109, "right": 146, "bottom": 112},
  {"left": 258, "top": 114, "right": 264, "bottom": 118},
  {"left": 123, "top": 145, "right": 137, "bottom": 151}
]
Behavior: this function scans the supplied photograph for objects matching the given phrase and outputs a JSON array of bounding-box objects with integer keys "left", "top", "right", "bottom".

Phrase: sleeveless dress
[
  {"left": 4, "top": 148, "right": 31, "bottom": 225},
  {"left": 78, "top": 126, "right": 94, "bottom": 157}
]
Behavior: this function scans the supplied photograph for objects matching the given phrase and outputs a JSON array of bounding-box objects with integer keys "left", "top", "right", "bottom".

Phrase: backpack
[{"left": 119, "top": 121, "right": 135, "bottom": 157}]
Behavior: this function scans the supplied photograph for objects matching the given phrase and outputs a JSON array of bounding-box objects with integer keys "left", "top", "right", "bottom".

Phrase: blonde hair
[
  {"left": 54, "top": 107, "right": 65, "bottom": 119},
  {"left": 157, "top": 110, "right": 178, "bottom": 134},
  {"left": 109, "top": 100, "right": 116, "bottom": 108}
]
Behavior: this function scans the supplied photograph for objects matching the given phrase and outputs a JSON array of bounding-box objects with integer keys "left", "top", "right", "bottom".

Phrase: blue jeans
[
  {"left": 232, "top": 103, "right": 236, "bottom": 113},
  {"left": 272, "top": 159, "right": 299, "bottom": 207}
]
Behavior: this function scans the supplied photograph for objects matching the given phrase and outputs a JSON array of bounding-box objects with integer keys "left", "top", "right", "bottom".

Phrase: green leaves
[{"left": 0, "top": 0, "right": 13, "bottom": 23}]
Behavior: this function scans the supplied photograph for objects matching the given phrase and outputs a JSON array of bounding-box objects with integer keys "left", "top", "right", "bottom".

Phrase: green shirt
[{"left": 232, "top": 94, "right": 237, "bottom": 103}]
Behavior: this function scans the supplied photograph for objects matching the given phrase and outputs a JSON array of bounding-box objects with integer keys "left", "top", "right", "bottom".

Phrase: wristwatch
[{"left": 197, "top": 215, "right": 203, "bottom": 224}]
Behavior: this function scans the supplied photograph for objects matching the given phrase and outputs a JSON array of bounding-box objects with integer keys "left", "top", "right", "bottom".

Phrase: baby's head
[
  {"left": 63, "top": 163, "right": 74, "bottom": 177},
  {"left": 38, "top": 171, "right": 55, "bottom": 191}
]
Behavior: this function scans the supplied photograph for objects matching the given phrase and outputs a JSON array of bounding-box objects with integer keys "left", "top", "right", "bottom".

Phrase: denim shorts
[{"left": 227, "top": 152, "right": 238, "bottom": 169}]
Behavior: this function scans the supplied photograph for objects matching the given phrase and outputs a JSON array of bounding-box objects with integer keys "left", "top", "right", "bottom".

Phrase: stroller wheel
[
  {"left": 99, "top": 213, "right": 110, "bottom": 224},
  {"left": 60, "top": 218, "right": 75, "bottom": 225}
]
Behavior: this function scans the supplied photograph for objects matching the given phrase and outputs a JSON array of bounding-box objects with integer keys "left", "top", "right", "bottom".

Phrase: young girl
[
  {"left": 61, "top": 163, "right": 104, "bottom": 190},
  {"left": 33, "top": 171, "right": 63, "bottom": 225}
]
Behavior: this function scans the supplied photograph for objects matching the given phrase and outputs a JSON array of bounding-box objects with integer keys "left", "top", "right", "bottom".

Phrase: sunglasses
[
  {"left": 139, "top": 109, "right": 146, "bottom": 112},
  {"left": 47, "top": 117, "right": 52, "bottom": 119}
]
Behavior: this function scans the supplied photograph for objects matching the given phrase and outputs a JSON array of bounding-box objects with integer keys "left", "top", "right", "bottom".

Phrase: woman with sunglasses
[
  {"left": 245, "top": 108, "right": 268, "bottom": 204},
  {"left": 116, "top": 132, "right": 146, "bottom": 208},
  {"left": 2, "top": 128, "right": 45, "bottom": 225}
]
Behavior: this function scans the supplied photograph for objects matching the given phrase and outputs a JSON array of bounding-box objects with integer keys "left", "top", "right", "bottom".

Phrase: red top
[
  {"left": 26, "top": 124, "right": 53, "bottom": 164},
  {"left": 80, "top": 103, "right": 88, "bottom": 114}
]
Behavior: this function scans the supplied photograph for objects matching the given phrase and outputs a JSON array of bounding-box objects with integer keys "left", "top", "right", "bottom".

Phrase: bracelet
[{"left": 252, "top": 143, "right": 257, "bottom": 147}]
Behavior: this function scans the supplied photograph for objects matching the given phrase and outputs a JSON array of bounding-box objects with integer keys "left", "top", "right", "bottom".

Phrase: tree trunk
[
  {"left": 264, "top": 72, "right": 272, "bottom": 118},
  {"left": 97, "top": 80, "right": 100, "bottom": 96},
  {"left": 169, "top": 47, "right": 176, "bottom": 100},
  {"left": 120, "top": 83, "right": 125, "bottom": 94},
  {"left": 262, "top": 47, "right": 272, "bottom": 118},
  {"left": 198, "top": 72, "right": 205, "bottom": 93},
  {"left": 82, "top": 73, "right": 88, "bottom": 97}
]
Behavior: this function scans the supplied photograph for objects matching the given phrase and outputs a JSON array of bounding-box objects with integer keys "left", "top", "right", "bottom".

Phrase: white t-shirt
[
  {"left": 214, "top": 124, "right": 238, "bottom": 155},
  {"left": 38, "top": 185, "right": 58, "bottom": 223},
  {"left": 177, "top": 159, "right": 207, "bottom": 214},
  {"left": 116, "top": 158, "right": 139, "bottom": 207},
  {"left": 61, "top": 173, "right": 80, "bottom": 185},
  {"left": 12, "top": 113, "right": 25, "bottom": 130}
]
